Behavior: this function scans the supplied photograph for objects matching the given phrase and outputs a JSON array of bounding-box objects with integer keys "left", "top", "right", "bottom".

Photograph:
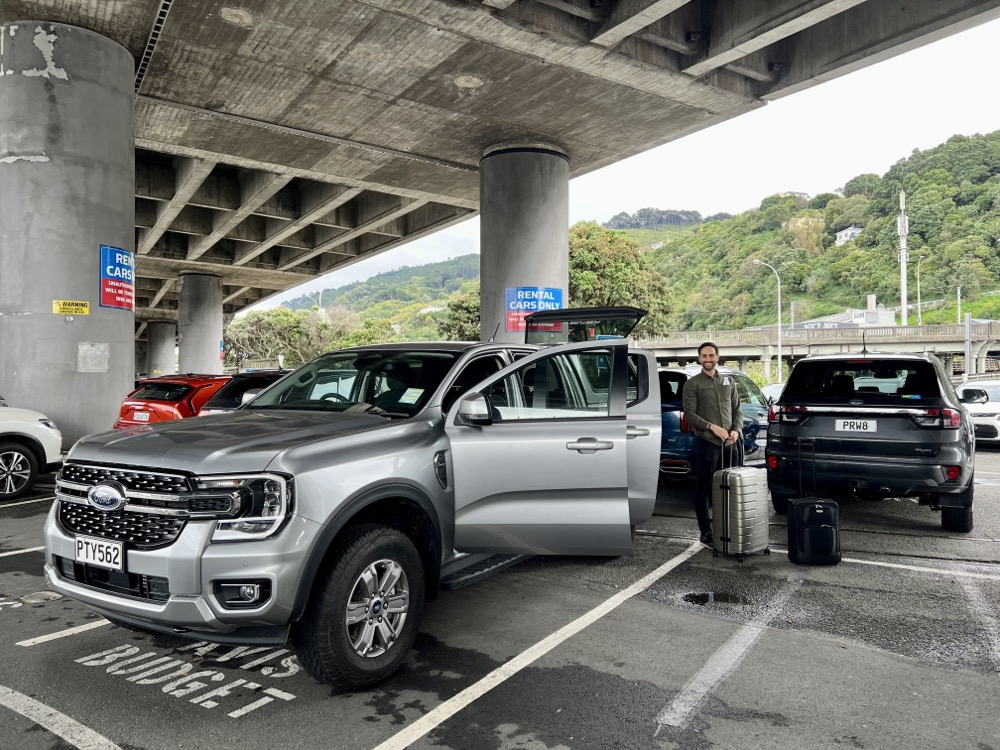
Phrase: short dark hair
[{"left": 698, "top": 341, "right": 719, "bottom": 355}]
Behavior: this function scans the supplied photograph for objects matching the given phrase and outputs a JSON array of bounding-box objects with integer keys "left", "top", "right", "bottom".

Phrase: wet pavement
[{"left": 1, "top": 450, "right": 999, "bottom": 750}]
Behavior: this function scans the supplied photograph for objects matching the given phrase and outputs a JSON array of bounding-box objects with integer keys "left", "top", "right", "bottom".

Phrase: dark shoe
[{"left": 699, "top": 532, "right": 713, "bottom": 548}]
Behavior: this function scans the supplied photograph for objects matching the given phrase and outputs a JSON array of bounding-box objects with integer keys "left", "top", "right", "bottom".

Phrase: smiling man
[{"left": 682, "top": 342, "right": 742, "bottom": 547}]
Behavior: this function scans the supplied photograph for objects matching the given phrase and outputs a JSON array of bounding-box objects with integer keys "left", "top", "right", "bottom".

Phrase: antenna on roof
[
  {"left": 487, "top": 321, "right": 500, "bottom": 343},
  {"left": 861, "top": 330, "right": 869, "bottom": 354}
]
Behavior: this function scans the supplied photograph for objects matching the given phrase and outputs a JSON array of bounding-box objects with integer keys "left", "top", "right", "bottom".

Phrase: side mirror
[
  {"left": 457, "top": 392, "right": 493, "bottom": 426},
  {"left": 959, "top": 389, "right": 988, "bottom": 404},
  {"left": 241, "top": 388, "right": 263, "bottom": 405}
]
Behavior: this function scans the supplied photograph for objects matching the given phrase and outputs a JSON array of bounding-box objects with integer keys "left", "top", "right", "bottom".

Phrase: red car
[{"left": 113, "top": 374, "right": 232, "bottom": 430}]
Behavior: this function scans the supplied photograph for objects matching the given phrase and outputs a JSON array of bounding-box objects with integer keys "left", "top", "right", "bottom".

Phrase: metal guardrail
[{"left": 639, "top": 322, "right": 1000, "bottom": 349}]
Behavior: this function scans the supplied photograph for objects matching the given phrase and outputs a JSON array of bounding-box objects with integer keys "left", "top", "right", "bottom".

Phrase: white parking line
[
  {"left": 843, "top": 557, "right": 1000, "bottom": 581},
  {"left": 959, "top": 579, "right": 1000, "bottom": 672},
  {"left": 655, "top": 580, "right": 800, "bottom": 730},
  {"left": 0, "top": 684, "right": 122, "bottom": 750},
  {"left": 17, "top": 620, "right": 111, "bottom": 647},
  {"left": 0, "top": 495, "right": 55, "bottom": 509},
  {"left": 371, "top": 540, "right": 705, "bottom": 750},
  {"left": 0, "top": 546, "right": 44, "bottom": 558}
]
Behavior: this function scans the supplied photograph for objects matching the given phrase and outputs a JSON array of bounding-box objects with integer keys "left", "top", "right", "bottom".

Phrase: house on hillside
[{"left": 835, "top": 225, "right": 863, "bottom": 246}]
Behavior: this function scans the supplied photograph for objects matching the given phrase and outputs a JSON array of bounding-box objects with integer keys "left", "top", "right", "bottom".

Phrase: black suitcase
[{"left": 787, "top": 438, "right": 841, "bottom": 565}]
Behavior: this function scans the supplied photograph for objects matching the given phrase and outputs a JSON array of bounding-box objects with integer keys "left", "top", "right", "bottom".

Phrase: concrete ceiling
[{"left": 4, "top": 0, "right": 999, "bottom": 337}]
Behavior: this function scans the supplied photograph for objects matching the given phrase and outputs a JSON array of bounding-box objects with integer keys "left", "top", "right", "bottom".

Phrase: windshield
[{"left": 247, "top": 349, "right": 461, "bottom": 417}]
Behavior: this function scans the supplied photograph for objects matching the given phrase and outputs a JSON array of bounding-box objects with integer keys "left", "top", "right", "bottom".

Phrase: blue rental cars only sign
[
  {"left": 505, "top": 287, "right": 563, "bottom": 332},
  {"left": 99, "top": 245, "right": 135, "bottom": 311}
]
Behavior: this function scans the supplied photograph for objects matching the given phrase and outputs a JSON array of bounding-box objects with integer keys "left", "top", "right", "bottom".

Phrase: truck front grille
[
  {"left": 59, "top": 502, "right": 186, "bottom": 549},
  {"left": 60, "top": 464, "right": 190, "bottom": 493}
]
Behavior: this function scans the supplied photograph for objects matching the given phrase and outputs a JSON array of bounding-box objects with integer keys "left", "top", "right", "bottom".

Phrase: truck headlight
[{"left": 197, "top": 474, "right": 293, "bottom": 542}]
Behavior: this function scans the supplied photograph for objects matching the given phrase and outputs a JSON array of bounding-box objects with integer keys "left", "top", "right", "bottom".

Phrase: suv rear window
[
  {"left": 782, "top": 359, "right": 941, "bottom": 401},
  {"left": 130, "top": 383, "right": 194, "bottom": 401}
]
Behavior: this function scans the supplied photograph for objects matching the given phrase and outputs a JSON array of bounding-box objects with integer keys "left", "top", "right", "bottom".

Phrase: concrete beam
[
  {"left": 277, "top": 198, "right": 428, "bottom": 270},
  {"left": 758, "top": 0, "right": 1000, "bottom": 98},
  {"left": 482, "top": 0, "right": 518, "bottom": 8},
  {"left": 186, "top": 171, "right": 294, "bottom": 261},
  {"left": 148, "top": 279, "right": 175, "bottom": 311},
  {"left": 591, "top": 0, "right": 690, "bottom": 49},
  {"left": 138, "top": 157, "right": 216, "bottom": 255},
  {"left": 682, "top": 0, "right": 869, "bottom": 78},
  {"left": 234, "top": 184, "right": 363, "bottom": 266}
]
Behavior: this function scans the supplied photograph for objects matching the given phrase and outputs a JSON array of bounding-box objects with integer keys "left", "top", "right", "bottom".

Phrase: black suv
[{"left": 765, "top": 353, "right": 976, "bottom": 532}]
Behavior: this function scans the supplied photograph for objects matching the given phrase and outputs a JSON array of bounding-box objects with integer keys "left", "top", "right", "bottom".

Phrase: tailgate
[{"left": 775, "top": 405, "right": 948, "bottom": 457}]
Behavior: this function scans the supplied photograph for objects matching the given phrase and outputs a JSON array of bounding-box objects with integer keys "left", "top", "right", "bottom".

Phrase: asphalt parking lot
[{"left": 2, "top": 451, "right": 999, "bottom": 750}]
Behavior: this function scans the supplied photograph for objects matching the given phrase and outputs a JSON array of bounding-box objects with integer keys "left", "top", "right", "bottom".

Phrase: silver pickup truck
[{"left": 43, "top": 307, "right": 661, "bottom": 691}]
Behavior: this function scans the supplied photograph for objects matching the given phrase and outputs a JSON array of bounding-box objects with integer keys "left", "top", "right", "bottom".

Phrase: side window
[
  {"left": 737, "top": 376, "right": 767, "bottom": 408},
  {"left": 442, "top": 356, "right": 505, "bottom": 413},
  {"left": 490, "top": 349, "right": 612, "bottom": 421}
]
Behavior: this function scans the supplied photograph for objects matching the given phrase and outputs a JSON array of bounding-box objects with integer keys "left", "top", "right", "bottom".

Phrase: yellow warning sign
[{"left": 53, "top": 300, "right": 90, "bottom": 315}]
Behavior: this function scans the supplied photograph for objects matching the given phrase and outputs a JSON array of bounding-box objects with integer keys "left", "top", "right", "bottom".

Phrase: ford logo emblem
[{"left": 87, "top": 481, "right": 127, "bottom": 512}]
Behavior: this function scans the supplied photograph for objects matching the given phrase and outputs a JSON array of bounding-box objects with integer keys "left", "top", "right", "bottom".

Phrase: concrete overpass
[
  {"left": 3, "top": 0, "right": 1000, "bottom": 442},
  {"left": 640, "top": 321, "right": 1000, "bottom": 379}
]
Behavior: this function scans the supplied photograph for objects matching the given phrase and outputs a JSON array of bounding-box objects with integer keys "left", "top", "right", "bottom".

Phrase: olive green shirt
[{"left": 682, "top": 370, "right": 742, "bottom": 446}]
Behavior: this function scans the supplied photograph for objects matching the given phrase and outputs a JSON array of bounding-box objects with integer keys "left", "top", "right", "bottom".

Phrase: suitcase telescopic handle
[{"left": 797, "top": 437, "right": 817, "bottom": 497}]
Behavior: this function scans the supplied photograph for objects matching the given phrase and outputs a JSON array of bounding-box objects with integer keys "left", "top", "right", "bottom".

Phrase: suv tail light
[
  {"left": 774, "top": 405, "right": 808, "bottom": 424},
  {"left": 912, "top": 408, "right": 961, "bottom": 429},
  {"left": 680, "top": 413, "right": 690, "bottom": 432}
]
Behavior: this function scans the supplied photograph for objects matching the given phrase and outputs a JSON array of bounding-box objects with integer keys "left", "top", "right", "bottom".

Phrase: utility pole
[
  {"left": 897, "top": 190, "right": 908, "bottom": 326},
  {"left": 957, "top": 286, "right": 962, "bottom": 324}
]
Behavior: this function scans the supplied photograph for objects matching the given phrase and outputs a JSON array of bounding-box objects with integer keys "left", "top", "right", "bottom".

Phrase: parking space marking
[
  {"left": 371, "top": 540, "right": 705, "bottom": 750},
  {"left": 0, "top": 546, "right": 44, "bottom": 558},
  {"left": 655, "top": 580, "right": 800, "bottom": 730},
  {"left": 18, "top": 620, "right": 111, "bottom": 646},
  {"left": 0, "top": 495, "right": 55, "bottom": 509},
  {"left": 843, "top": 557, "right": 1000, "bottom": 581},
  {"left": 959, "top": 579, "right": 1000, "bottom": 672},
  {"left": 0, "top": 684, "right": 122, "bottom": 750}
]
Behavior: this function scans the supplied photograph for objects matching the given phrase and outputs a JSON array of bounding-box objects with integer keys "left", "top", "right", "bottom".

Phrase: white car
[
  {"left": 956, "top": 381, "right": 1000, "bottom": 445},
  {"left": 0, "top": 396, "right": 63, "bottom": 500}
]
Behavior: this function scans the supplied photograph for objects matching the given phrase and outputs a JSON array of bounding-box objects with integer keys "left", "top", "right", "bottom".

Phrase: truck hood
[{"left": 67, "top": 410, "right": 392, "bottom": 474}]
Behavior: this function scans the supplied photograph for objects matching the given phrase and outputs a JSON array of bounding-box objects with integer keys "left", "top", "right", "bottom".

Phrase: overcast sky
[{"left": 257, "top": 17, "right": 1000, "bottom": 309}]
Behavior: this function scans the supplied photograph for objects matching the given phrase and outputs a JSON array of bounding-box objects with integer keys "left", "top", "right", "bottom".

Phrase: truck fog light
[
  {"left": 58, "top": 556, "right": 76, "bottom": 580},
  {"left": 215, "top": 580, "right": 272, "bottom": 609}
]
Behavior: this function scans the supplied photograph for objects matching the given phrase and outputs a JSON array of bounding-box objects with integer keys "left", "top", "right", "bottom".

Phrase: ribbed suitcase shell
[{"left": 712, "top": 466, "right": 770, "bottom": 560}]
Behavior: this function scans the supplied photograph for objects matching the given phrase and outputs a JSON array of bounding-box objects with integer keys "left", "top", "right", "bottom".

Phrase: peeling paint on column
[
  {"left": 22, "top": 26, "right": 68, "bottom": 80},
  {"left": 0, "top": 153, "right": 50, "bottom": 164}
]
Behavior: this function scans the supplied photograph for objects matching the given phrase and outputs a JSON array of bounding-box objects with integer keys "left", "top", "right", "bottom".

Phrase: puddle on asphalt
[{"left": 682, "top": 592, "right": 751, "bottom": 605}]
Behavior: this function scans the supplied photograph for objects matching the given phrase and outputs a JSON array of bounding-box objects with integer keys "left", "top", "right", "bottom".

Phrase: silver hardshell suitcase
[{"left": 712, "top": 465, "right": 770, "bottom": 562}]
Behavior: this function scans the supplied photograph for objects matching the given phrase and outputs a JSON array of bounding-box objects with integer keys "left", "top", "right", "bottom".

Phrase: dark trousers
[{"left": 692, "top": 437, "right": 721, "bottom": 536}]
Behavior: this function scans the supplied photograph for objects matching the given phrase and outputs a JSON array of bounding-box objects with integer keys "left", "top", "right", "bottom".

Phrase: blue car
[{"left": 657, "top": 365, "right": 769, "bottom": 481}]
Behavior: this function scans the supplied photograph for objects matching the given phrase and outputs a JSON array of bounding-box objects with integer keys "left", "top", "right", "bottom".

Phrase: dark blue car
[{"left": 658, "top": 365, "right": 769, "bottom": 481}]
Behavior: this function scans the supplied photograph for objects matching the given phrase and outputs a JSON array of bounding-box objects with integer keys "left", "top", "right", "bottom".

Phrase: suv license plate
[
  {"left": 75, "top": 536, "right": 124, "bottom": 571},
  {"left": 133, "top": 411, "right": 150, "bottom": 422},
  {"left": 835, "top": 419, "right": 877, "bottom": 432}
]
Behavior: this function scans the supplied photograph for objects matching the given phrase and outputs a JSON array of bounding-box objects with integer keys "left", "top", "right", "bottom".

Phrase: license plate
[
  {"left": 75, "top": 536, "right": 124, "bottom": 571},
  {"left": 835, "top": 418, "right": 877, "bottom": 432},
  {"left": 133, "top": 411, "right": 150, "bottom": 422}
]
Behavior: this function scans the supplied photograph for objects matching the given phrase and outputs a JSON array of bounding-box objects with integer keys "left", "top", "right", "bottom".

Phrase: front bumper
[{"left": 44, "top": 502, "right": 324, "bottom": 640}]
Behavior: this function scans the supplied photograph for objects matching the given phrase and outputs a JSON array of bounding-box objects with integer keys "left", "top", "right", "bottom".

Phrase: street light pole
[
  {"left": 916, "top": 255, "right": 925, "bottom": 326},
  {"left": 753, "top": 259, "right": 782, "bottom": 384}
]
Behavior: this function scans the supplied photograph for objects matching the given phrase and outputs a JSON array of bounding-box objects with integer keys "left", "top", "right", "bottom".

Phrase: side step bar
[{"left": 439, "top": 554, "right": 529, "bottom": 590}]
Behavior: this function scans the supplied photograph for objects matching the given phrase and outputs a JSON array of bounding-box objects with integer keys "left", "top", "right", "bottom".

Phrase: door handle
[
  {"left": 626, "top": 426, "right": 650, "bottom": 438},
  {"left": 566, "top": 438, "right": 614, "bottom": 453}
]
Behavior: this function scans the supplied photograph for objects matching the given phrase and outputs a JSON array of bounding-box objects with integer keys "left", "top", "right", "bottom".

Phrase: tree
[
  {"left": 568, "top": 222, "right": 670, "bottom": 336},
  {"left": 436, "top": 280, "right": 481, "bottom": 340},
  {"left": 842, "top": 173, "right": 882, "bottom": 200}
]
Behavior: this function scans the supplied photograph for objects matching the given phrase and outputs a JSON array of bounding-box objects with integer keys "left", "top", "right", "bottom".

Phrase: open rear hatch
[{"left": 523, "top": 306, "right": 646, "bottom": 345}]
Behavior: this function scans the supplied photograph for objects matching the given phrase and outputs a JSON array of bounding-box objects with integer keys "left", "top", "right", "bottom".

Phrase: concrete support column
[
  {"left": 943, "top": 354, "right": 954, "bottom": 376},
  {"left": 177, "top": 274, "right": 223, "bottom": 374},
  {"left": 762, "top": 348, "right": 774, "bottom": 381},
  {"left": 133, "top": 339, "right": 148, "bottom": 378},
  {"left": 147, "top": 321, "right": 176, "bottom": 376},
  {"left": 479, "top": 145, "right": 569, "bottom": 343},
  {"left": 738, "top": 357, "right": 748, "bottom": 372},
  {"left": 0, "top": 23, "right": 133, "bottom": 445}
]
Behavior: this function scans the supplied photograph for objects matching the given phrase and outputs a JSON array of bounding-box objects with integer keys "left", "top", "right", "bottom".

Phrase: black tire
[
  {"left": 941, "top": 475, "right": 974, "bottom": 533},
  {"left": 294, "top": 524, "right": 425, "bottom": 691},
  {"left": 770, "top": 491, "right": 791, "bottom": 515},
  {"left": 0, "top": 442, "right": 39, "bottom": 501}
]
